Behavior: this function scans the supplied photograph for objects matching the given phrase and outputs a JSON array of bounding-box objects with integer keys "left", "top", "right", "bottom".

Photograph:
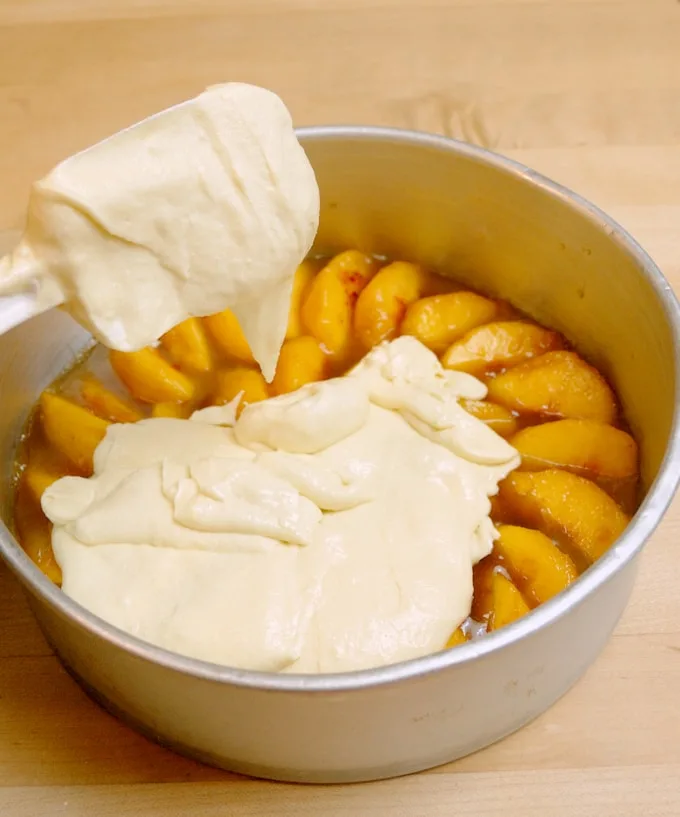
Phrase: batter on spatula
[{"left": 0, "top": 83, "right": 319, "bottom": 381}]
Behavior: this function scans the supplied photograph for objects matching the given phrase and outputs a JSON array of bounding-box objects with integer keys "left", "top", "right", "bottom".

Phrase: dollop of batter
[{"left": 42, "top": 338, "right": 519, "bottom": 673}]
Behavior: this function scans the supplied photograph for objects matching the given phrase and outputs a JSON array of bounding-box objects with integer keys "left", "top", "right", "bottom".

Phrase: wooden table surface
[{"left": 1, "top": 1, "right": 680, "bottom": 814}]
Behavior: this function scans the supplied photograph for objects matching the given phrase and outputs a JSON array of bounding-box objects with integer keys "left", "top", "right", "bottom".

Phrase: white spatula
[{"left": 0, "top": 244, "right": 64, "bottom": 335}]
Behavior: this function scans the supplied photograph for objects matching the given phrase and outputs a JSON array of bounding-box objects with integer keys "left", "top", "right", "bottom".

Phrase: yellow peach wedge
[
  {"left": 23, "top": 462, "right": 67, "bottom": 504},
  {"left": 470, "top": 555, "right": 500, "bottom": 622},
  {"left": 301, "top": 250, "right": 377, "bottom": 359},
  {"left": 488, "top": 572, "right": 531, "bottom": 631},
  {"left": 110, "top": 348, "right": 196, "bottom": 404},
  {"left": 445, "top": 627, "right": 469, "bottom": 648},
  {"left": 271, "top": 336, "right": 328, "bottom": 396},
  {"left": 151, "top": 402, "right": 195, "bottom": 419},
  {"left": 22, "top": 440, "right": 72, "bottom": 503},
  {"left": 80, "top": 375, "right": 143, "bottom": 423},
  {"left": 486, "top": 350, "right": 617, "bottom": 423},
  {"left": 20, "top": 425, "right": 74, "bottom": 503},
  {"left": 354, "top": 261, "right": 433, "bottom": 350},
  {"left": 213, "top": 367, "right": 269, "bottom": 414},
  {"left": 460, "top": 399, "right": 518, "bottom": 438},
  {"left": 498, "top": 469, "right": 630, "bottom": 566},
  {"left": 14, "top": 483, "right": 62, "bottom": 585},
  {"left": 203, "top": 309, "right": 255, "bottom": 365},
  {"left": 161, "top": 317, "right": 213, "bottom": 373},
  {"left": 40, "top": 392, "right": 110, "bottom": 475},
  {"left": 286, "top": 260, "right": 318, "bottom": 340},
  {"left": 323, "top": 250, "right": 378, "bottom": 301},
  {"left": 442, "top": 321, "right": 564, "bottom": 377},
  {"left": 401, "top": 291, "right": 500, "bottom": 354},
  {"left": 510, "top": 418, "right": 638, "bottom": 480},
  {"left": 494, "top": 525, "right": 578, "bottom": 607}
]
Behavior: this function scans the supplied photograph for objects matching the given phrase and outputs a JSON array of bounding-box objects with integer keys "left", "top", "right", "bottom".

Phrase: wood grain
[{"left": 1, "top": 0, "right": 680, "bottom": 814}]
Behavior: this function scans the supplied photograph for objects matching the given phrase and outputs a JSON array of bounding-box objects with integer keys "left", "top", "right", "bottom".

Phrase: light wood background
[{"left": 1, "top": 1, "right": 680, "bottom": 815}]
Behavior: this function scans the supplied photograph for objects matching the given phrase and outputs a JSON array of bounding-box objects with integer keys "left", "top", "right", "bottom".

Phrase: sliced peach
[
  {"left": 270, "top": 336, "right": 328, "bottom": 397},
  {"left": 486, "top": 350, "right": 617, "bottom": 423},
  {"left": 21, "top": 427, "right": 74, "bottom": 503},
  {"left": 470, "top": 555, "right": 500, "bottom": 622},
  {"left": 302, "top": 271, "right": 350, "bottom": 357},
  {"left": 40, "top": 392, "right": 110, "bottom": 475},
  {"left": 110, "top": 348, "right": 196, "bottom": 404},
  {"left": 442, "top": 321, "right": 564, "bottom": 377},
  {"left": 494, "top": 525, "right": 578, "bottom": 607},
  {"left": 400, "top": 291, "right": 500, "bottom": 354},
  {"left": 460, "top": 399, "right": 518, "bottom": 438},
  {"left": 445, "top": 627, "right": 469, "bottom": 648},
  {"left": 323, "top": 250, "right": 378, "bottom": 300},
  {"left": 23, "top": 460, "right": 70, "bottom": 504},
  {"left": 203, "top": 309, "right": 254, "bottom": 364},
  {"left": 488, "top": 572, "right": 530, "bottom": 631},
  {"left": 213, "top": 367, "right": 269, "bottom": 414},
  {"left": 14, "top": 483, "right": 62, "bottom": 585},
  {"left": 151, "top": 402, "right": 195, "bottom": 419},
  {"left": 354, "top": 261, "right": 433, "bottom": 350},
  {"left": 489, "top": 493, "right": 511, "bottom": 524},
  {"left": 161, "top": 317, "right": 213, "bottom": 373},
  {"left": 301, "top": 250, "right": 377, "bottom": 359},
  {"left": 498, "top": 469, "right": 630, "bottom": 565},
  {"left": 80, "top": 375, "right": 144, "bottom": 423},
  {"left": 286, "top": 260, "right": 318, "bottom": 340},
  {"left": 511, "top": 419, "right": 638, "bottom": 480}
]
